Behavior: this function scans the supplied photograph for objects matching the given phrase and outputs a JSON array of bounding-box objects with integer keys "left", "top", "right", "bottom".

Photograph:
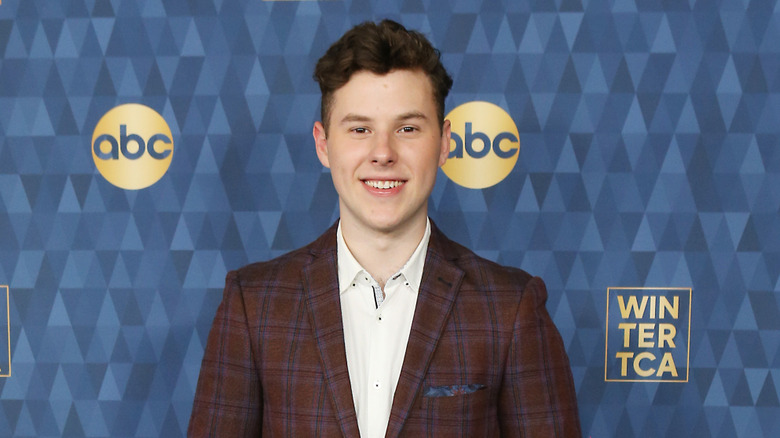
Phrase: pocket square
[{"left": 423, "top": 384, "right": 486, "bottom": 397}]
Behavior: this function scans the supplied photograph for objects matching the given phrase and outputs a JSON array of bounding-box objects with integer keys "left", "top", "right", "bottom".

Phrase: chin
[
  {"left": 368, "top": 220, "right": 403, "bottom": 233},
  {"left": 368, "top": 213, "right": 424, "bottom": 233},
  {"left": 357, "top": 215, "right": 401, "bottom": 232}
]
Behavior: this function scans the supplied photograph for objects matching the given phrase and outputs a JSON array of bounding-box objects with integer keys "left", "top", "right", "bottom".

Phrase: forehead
[{"left": 329, "top": 70, "right": 437, "bottom": 119}]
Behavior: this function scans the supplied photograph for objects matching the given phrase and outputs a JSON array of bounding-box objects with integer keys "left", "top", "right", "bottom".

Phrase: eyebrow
[
  {"left": 396, "top": 111, "right": 428, "bottom": 123},
  {"left": 338, "top": 111, "right": 429, "bottom": 125},
  {"left": 339, "top": 114, "right": 372, "bottom": 124}
]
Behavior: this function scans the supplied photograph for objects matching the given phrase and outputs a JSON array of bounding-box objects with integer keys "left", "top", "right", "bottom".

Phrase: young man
[{"left": 189, "top": 20, "right": 581, "bottom": 437}]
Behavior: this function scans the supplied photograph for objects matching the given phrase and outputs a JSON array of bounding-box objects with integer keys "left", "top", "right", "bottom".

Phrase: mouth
[{"left": 362, "top": 180, "right": 406, "bottom": 190}]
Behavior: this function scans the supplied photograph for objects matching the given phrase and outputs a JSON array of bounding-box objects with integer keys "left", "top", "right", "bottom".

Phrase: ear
[
  {"left": 313, "top": 121, "right": 330, "bottom": 168},
  {"left": 438, "top": 119, "right": 452, "bottom": 167}
]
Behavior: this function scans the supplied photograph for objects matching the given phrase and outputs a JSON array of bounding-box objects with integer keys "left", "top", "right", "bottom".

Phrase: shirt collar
[{"left": 336, "top": 219, "right": 431, "bottom": 294}]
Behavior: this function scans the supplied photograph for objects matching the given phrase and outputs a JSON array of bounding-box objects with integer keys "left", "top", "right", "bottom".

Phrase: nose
[{"left": 370, "top": 132, "right": 397, "bottom": 166}]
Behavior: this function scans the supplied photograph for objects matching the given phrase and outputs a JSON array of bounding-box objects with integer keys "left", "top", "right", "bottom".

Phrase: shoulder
[
  {"left": 428, "top": 222, "right": 534, "bottom": 293},
  {"left": 228, "top": 223, "right": 337, "bottom": 288},
  {"left": 427, "top": 224, "right": 553, "bottom": 339}
]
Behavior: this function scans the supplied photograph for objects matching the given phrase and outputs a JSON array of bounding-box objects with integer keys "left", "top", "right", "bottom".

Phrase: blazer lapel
[
  {"left": 303, "top": 230, "right": 360, "bottom": 437},
  {"left": 384, "top": 227, "right": 465, "bottom": 438}
]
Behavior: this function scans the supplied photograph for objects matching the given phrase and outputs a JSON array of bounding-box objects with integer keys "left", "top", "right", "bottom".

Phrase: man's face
[{"left": 314, "top": 69, "right": 450, "bottom": 237}]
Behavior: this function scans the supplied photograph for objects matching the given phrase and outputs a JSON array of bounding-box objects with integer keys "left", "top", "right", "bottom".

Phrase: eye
[
  {"left": 351, "top": 127, "right": 369, "bottom": 134},
  {"left": 398, "top": 126, "right": 417, "bottom": 133}
]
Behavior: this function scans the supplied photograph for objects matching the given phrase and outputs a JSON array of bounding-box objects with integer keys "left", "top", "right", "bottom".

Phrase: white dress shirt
[{"left": 337, "top": 220, "right": 431, "bottom": 438}]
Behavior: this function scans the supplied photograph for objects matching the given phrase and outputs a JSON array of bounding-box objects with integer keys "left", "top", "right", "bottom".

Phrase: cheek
[
  {"left": 412, "top": 147, "right": 445, "bottom": 170},
  {"left": 328, "top": 155, "right": 359, "bottom": 182}
]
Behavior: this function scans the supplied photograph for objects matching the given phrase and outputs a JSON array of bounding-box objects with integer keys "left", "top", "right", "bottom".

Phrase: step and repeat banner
[{"left": 1, "top": 0, "right": 780, "bottom": 436}]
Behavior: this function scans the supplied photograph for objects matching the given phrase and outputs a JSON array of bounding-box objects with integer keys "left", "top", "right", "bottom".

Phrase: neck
[{"left": 340, "top": 217, "right": 427, "bottom": 288}]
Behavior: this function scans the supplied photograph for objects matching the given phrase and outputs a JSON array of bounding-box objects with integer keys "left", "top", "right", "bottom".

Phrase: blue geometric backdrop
[{"left": 2, "top": 0, "right": 780, "bottom": 436}]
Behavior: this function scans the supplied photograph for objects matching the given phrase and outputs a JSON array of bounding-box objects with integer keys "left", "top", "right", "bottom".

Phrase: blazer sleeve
[
  {"left": 188, "top": 271, "right": 262, "bottom": 437},
  {"left": 498, "top": 276, "right": 581, "bottom": 437}
]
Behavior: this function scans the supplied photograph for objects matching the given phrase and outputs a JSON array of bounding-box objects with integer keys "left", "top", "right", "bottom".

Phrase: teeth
[{"left": 364, "top": 180, "right": 404, "bottom": 189}]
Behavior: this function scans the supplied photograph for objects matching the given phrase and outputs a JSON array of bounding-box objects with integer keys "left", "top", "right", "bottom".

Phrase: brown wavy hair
[{"left": 313, "top": 19, "right": 453, "bottom": 131}]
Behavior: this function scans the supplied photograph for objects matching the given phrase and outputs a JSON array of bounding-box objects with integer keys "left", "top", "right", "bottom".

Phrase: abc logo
[
  {"left": 442, "top": 101, "right": 520, "bottom": 189},
  {"left": 92, "top": 104, "right": 173, "bottom": 190}
]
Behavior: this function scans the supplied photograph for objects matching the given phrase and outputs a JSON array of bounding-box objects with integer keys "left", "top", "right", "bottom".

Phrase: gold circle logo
[
  {"left": 442, "top": 101, "right": 520, "bottom": 189},
  {"left": 92, "top": 104, "right": 174, "bottom": 190}
]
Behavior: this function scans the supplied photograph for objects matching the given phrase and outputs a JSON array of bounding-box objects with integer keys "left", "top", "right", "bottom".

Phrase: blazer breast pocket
[{"left": 416, "top": 384, "right": 491, "bottom": 420}]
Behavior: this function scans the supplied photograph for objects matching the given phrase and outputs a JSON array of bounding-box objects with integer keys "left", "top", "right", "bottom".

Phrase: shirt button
[{"left": 374, "top": 381, "right": 381, "bottom": 389}]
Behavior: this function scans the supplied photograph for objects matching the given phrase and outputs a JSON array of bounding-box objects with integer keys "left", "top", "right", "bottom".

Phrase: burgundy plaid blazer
[{"left": 188, "top": 222, "right": 581, "bottom": 437}]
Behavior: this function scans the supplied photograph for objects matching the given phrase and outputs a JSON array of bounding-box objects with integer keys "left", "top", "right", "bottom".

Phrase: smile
[{"left": 363, "top": 180, "right": 405, "bottom": 189}]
